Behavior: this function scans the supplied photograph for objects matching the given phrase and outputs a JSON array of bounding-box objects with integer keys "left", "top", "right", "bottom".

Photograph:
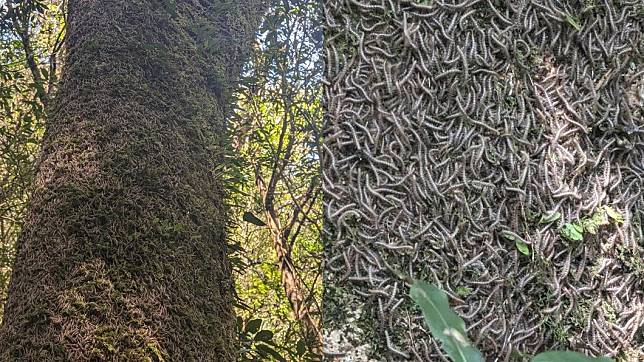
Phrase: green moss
[
  {"left": 568, "top": 299, "right": 591, "bottom": 330},
  {"left": 456, "top": 286, "right": 473, "bottom": 298},
  {"left": 601, "top": 301, "right": 617, "bottom": 323},
  {"left": 91, "top": 325, "right": 166, "bottom": 361},
  {"left": 617, "top": 246, "right": 644, "bottom": 277},
  {"left": 552, "top": 324, "right": 570, "bottom": 343}
]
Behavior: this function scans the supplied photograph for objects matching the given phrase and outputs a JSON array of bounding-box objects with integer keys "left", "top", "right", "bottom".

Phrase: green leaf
[
  {"left": 539, "top": 212, "right": 561, "bottom": 224},
  {"left": 243, "top": 211, "right": 266, "bottom": 226},
  {"left": 245, "top": 318, "right": 262, "bottom": 334},
  {"left": 561, "top": 223, "right": 583, "bottom": 241},
  {"left": 255, "top": 343, "right": 286, "bottom": 362},
  {"left": 583, "top": 208, "right": 610, "bottom": 234},
  {"left": 501, "top": 231, "right": 530, "bottom": 255},
  {"left": 296, "top": 339, "right": 307, "bottom": 356},
  {"left": 533, "top": 351, "right": 613, "bottom": 362},
  {"left": 604, "top": 206, "right": 624, "bottom": 224},
  {"left": 254, "top": 329, "right": 273, "bottom": 342},
  {"left": 582, "top": 222, "right": 598, "bottom": 235},
  {"left": 515, "top": 240, "right": 530, "bottom": 255},
  {"left": 500, "top": 230, "right": 516, "bottom": 241},
  {"left": 410, "top": 281, "right": 484, "bottom": 362}
]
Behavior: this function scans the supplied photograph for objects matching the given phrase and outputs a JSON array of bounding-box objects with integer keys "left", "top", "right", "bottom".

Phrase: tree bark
[{"left": 0, "top": 0, "right": 266, "bottom": 360}]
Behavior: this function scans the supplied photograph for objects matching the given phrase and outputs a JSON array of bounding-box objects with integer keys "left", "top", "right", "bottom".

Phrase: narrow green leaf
[
  {"left": 500, "top": 231, "right": 516, "bottom": 241},
  {"left": 533, "top": 351, "right": 613, "bottom": 362},
  {"left": 410, "top": 281, "right": 484, "bottom": 362},
  {"left": 243, "top": 211, "right": 266, "bottom": 226}
]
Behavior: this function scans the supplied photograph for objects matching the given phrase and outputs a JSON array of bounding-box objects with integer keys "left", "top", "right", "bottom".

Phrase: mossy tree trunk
[{"left": 0, "top": 0, "right": 267, "bottom": 360}]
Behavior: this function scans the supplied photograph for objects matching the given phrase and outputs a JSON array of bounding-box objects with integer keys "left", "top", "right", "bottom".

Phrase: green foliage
[
  {"left": 559, "top": 206, "right": 623, "bottom": 242},
  {"left": 0, "top": 2, "right": 323, "bottom": 358},
  {"left": 565, "top": 14, "right": 582, "bottom": 31},
  {"left": 243, "top": 211, "right": 266, "bottom": 227},
  {"left": 411, "top": 280, "right": 615, "bottom": 362},
  {"left": 228, "top": 0, "right": 322, "bottom": 359},
  {"left": 561, "top": 223, "right": 584, "bottom": 241},
  {"left": 500, "top": 230, "right": 530, "bottom": 255},
  {"left": 539, "top": 211, "right": 561, "bottom": 224},
  {"left": 515, "top": 239, "right": 530, "bottom": 255},
  {"left": 604, "top": 206, "right": 624, "bottom": 224},
  {"left": 455, "top": 286, "right": 472, "bottom": 298},
  {"left": 409, "top": 281, "right": 484, "bottom": 362},
  {"left": 0, "top": 0, "right": 65, "bottom": 323},
  {"left": 238, "top": 316, "right": 289, "bottom": 362},
  {"left": 237, "top": 315, "right": 313, "bottom": 361}
]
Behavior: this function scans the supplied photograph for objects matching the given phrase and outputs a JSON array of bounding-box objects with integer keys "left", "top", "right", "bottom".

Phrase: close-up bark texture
[
  {"left": 0, "top": 0, "right": 266, "bottom": 360},
  {"left": 323, "top": 0, "right": 643, "bottom": 360}
]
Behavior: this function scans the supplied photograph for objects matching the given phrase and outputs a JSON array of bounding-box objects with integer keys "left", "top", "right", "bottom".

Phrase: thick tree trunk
[{"left": 0, "top": 0, "right": 266, "bottom": 360}]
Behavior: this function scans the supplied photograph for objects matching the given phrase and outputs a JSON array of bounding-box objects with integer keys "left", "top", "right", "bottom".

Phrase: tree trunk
[{"left": 0, "top": 0, "right": 266, "bottom": 360}]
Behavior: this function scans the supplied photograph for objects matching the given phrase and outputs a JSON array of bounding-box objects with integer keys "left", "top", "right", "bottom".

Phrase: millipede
[{"left": 322, "top": 0, "right": 643, "bottom": 359}]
